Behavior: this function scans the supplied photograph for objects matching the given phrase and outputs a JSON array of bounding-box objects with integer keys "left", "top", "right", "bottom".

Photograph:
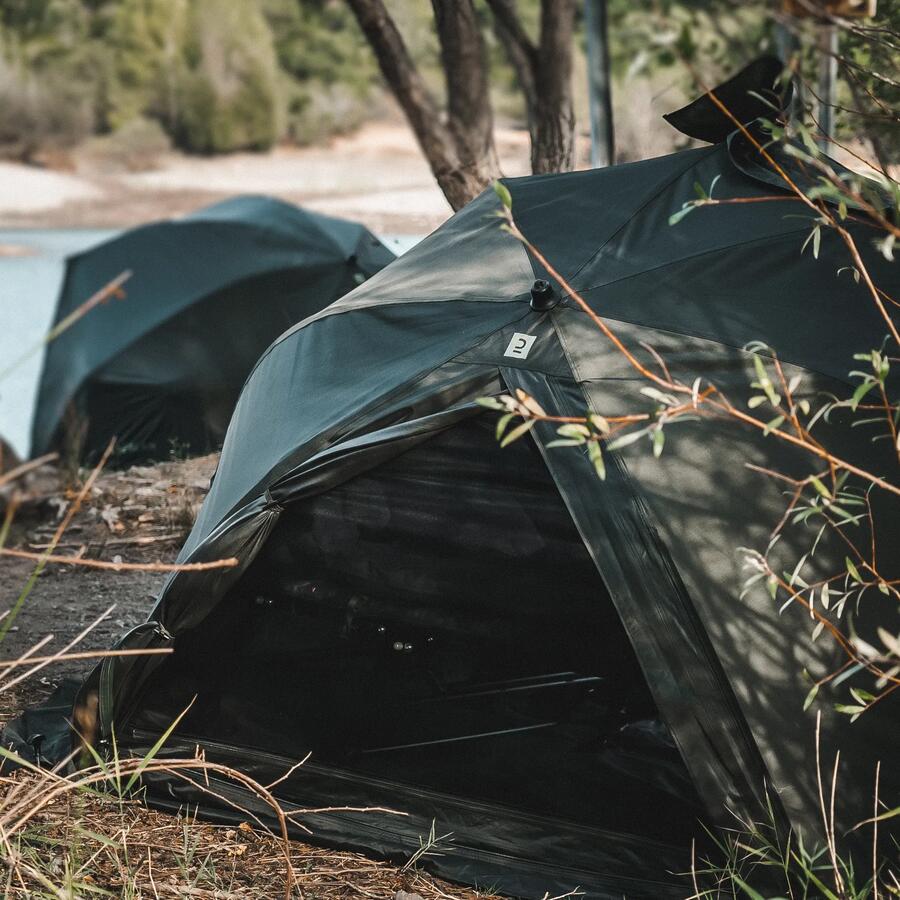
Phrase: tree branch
[{"left": 485, "top": 0, "right": 539, "bottom": 113}]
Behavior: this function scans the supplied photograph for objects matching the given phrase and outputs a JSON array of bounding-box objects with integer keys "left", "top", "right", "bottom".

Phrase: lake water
[{"left": 0, "top": 230, "right": 420, "bottom": 460}]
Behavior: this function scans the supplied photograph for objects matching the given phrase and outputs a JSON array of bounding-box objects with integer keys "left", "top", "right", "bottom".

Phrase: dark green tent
[
  {"left": 9, "top": 71, "right": 899, "bottom": 898},
  {"left": 30, "top": 196, "right": 395, "bottom": 461}
]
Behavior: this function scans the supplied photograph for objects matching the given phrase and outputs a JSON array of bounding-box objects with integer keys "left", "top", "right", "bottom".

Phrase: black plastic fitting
[{"left": 530, "top": 279, "right": 558, "bottom": 311}]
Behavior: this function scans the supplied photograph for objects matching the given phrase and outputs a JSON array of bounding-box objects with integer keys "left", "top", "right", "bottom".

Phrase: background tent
[
  {"left": 30, "top": 195, "right": 395, "bottom": 461},
  {"left": 9, "top": 94, "right": 899, "bottom": 895}
]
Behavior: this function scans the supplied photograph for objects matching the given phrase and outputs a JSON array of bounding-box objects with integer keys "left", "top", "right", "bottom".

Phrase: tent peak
[{"left": 663, "top": 55, "right": 791, "bottom": 144}]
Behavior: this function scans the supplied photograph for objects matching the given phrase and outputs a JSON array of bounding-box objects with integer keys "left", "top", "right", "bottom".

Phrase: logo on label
[{"left": 504, "top": 332, "right": 536, "bottom": 360}]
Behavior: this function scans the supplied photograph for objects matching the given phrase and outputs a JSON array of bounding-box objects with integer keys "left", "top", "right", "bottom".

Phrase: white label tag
[{"left": 504, "top": 332, "right": 536, "bottom": 360}]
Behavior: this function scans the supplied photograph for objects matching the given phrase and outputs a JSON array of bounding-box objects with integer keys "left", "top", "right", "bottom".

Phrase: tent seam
[
  {"left": 564, "top": 145, "right": 719, "bottom": 284},
  {"left": 575, "top": 225, "right": 811, "bottom": 295}
]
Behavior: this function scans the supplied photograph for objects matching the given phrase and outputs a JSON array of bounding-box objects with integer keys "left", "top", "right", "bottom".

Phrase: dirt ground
[
  {"left": 0, "top": 453, "right": 218, "bottom": 720},
  {"left": 0, "top": 455, "right": 504, "bottom": 899}
]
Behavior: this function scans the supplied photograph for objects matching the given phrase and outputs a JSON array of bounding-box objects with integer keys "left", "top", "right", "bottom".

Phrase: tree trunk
[
  {"left": 532, "top": 0, "right": 577, "bottom": 172},
  {"left": 346, "top": 0, "right": 498, "bottom": 210},
  {"left": 486, "top": 0, "right": 577, "bottom": 173},
  {"left": 347, "top": 0, "right": 577, "bottom": 208},
  {"left": 432, "top": 0, "right": 500, "bottom": 184},
  {"left": 486, "top": 0, "right": 539, "bottom": 121}
]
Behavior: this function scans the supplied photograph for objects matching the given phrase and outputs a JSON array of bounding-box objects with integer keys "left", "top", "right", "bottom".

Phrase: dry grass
[
  {"left": 0, "top": 769, "right": 497, "bottom": 899},
  {"left": 0, "top": 450, "right": 503, "bottom": 900}
]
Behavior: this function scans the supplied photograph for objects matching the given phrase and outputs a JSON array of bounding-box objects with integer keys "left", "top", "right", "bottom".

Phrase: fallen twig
[{"left": 0, "top": 547, "right": 237, "bottom": 573}]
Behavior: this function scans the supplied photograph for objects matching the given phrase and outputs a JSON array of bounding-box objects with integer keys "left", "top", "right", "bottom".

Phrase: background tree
[{"left": 345, "top": 0, "right": 577, "bottom": 210}]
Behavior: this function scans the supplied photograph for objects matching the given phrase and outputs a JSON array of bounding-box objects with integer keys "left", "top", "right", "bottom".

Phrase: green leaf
[
  {"left": 850, "top": 380, "right": 875, "bottom": 410},
  {"left": 493, "top": 180, "right": 512, "bottom": 210},
  {"left": 809, "top": 476, "right": 831, "bottom": 500},
  {"left": 587, "top": 440, "right": 606, "bottom": 480},
  {"left": 850, "top": 687, "right": 876, "bottom": 705},
  {"left": 668, "top": 204, "right": 694, "bottom": 226},
  {"left": 496, "top": 413, "right": 514, "bottom": 442},
  {"left": 763, "top": 415, "right": 785, "bottom": 436},
  {"left": 731, "top": 875, "right": 767, "bottom": 900},
  {"left": 803, "top": 683, "right": 819, "bottom": 711},
  {"left": 834, "top": 703, "right": 866, "bottom": 717},
  {"left": 747, "top": 395, "right": 768, "bottom": 409},
  {"left": 546, "top": 439, "right": 586, "bottom": 448},
  {"left": 589, "top": 413, "right": 611, "bottom": 435},
  {"left": 753, "top": 354, "right": 769, "bottom": 385},
  {"left": 652, "top": 428, "right": 665, "bottom": 458},
  {"left": 606, "top": 428, "right": 648, "bottom": 452},
  {"left": 640, "top": 386, "right": 677, "bottom": 406},
  {"left": 124, "top": 699, "right": 195, "bottom": 794},
  {"left": 845, "top": 556, "right": 862, "bottom": 583},
  {"left": 500, "top": 418, "right": 536, "bottom": 448},
  {"left": 557, "top": 423, "right": 590, "bottom": 440},
  {"left": 476, "top": 397, "right": 504, "bottom": 410},
  {"left": 801, "top": 224, "right": 822, "bottom": 259}
]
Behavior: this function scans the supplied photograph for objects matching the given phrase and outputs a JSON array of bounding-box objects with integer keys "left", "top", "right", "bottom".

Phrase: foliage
[
  {"left": 80, "top": 115, "right": 172, "bottom": 172},
  {"left": 691, "top": 788, "right": 893, "bottom": 900},
  {"left": 0, "top": 0, "right": 381, "bottom": 157},
  {"left": 263, "top": 0, "right": 378, "bottom": 145},
  {"left": 0, "top": 0, "right": 896, "bottom": 163},
  {"left": 0, "top": 53, "right": 94, "bottom": 161},
  {"left": 614, "top": 1, "right": 900, "bottom": 163},
  {"left": 174, "top": 0, "right": 281, "bottom": 153}
]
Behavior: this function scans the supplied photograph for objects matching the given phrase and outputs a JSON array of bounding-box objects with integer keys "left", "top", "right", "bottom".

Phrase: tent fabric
[
  {"left": 662, "top": 55, "right": 791, "bottom": 144},
  {"left": 7, "top": 128, "right": 899, "bottom": 898},
  {"left": 30, "top": 195, "right": 395, "bottom": 460}
]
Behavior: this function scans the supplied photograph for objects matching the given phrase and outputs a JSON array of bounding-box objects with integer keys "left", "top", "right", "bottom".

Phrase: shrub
[
  {"left": 283, "top": 79, "right": 376, "bottom": 146},
  {"left": 79, "top": 116, "right": 172, "bottom": 172},
  {"left": 172, "top": 0, "right": 281, "bottom": 154},
  {"left": 0, "top": 57, "right": 93, "bottom": 162},
  {"left": 98, "top": 0, "right": 190, "bottom": 134}
]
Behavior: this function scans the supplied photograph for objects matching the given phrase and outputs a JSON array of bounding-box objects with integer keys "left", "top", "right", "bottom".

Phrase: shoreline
[{"left": 0, "top": 122, "right": 538, "bottom": 235}]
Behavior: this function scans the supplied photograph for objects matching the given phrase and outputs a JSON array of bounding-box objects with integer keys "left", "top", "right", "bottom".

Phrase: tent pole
[{"left": 585, "top": 0, "right": 614, "bottom": 168}]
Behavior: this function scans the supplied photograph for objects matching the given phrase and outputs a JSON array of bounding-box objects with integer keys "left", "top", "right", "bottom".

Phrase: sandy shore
[
  {"left": 1, "top": 97, "right": 890, "bottom": 237},
  {"left": 0, "top": 122, "right": 537, "bottom": 235}
]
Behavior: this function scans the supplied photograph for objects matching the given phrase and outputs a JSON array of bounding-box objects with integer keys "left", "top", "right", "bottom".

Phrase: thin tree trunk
[
  {"left": 346, "top": 0, "right": 498, "bottom": 210},
  {"left": 348, "top": 0, "right": 577, "bottom": 207},
  {"left": 486, "top": 0, "right": 577, "bottom": 173},
  {"left": 486, "top": 0, "right": 539, "bottom": 118},
  {"left": 533, "top": 0, "right": 577, "bottom": 172},
  {"left": 432, "top": 0, "right": 500, "bottom": 184}
]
